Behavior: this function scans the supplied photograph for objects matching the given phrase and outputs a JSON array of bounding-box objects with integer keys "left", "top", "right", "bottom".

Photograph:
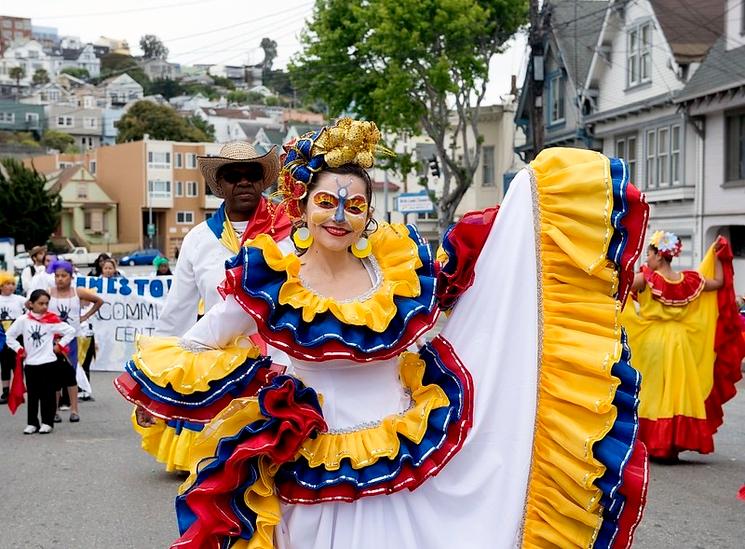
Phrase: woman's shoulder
[{"left": 643, "top": 267, "right": 705, "bottom": 306}]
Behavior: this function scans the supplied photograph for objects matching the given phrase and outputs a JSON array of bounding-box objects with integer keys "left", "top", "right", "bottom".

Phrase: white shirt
[
  {"left": 0, "top": 294, "right": 27, "bottom": 324},
  {"left": 21, "top": 265, "right": 51, "bottom": 296},
  {"left": 5, "top": 313, "right": 77, "bottom": 365},
  {"left": 156, "top": 220, "right": 293, "bottom": 337},
  {"left": 27, "top": 271, "right": 55, "bottom": 297}
]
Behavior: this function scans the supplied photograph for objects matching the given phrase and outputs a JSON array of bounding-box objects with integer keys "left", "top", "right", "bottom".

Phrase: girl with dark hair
[
  {"left": 88, "top": 253, "right": 111, "bottom": 277},
  {"left": 5, "top": 289, "right": 76, "bottom": 434},
  {"left": 118, "top": 119, "right": 651, "bottom": 548},
  {"left": 624, "top": 231, "right": 745, "bottom": 461}
]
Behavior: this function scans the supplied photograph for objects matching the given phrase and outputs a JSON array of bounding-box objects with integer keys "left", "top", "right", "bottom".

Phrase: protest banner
[{"left": 76, "top": 276, "right": 173, "bottom": 371}]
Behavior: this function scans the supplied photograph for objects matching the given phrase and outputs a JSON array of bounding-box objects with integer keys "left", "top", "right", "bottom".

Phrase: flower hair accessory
[
  {"left": 650, "top": 230, "right": 682, "bottom": 259},
  {"left": 276, "top": 118, "right": 390, "bottom": 220}
]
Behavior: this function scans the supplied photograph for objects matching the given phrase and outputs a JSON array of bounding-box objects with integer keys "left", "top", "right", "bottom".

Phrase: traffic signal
[{"left": 428, "top": 155, "right": 440, "bottom": 178}]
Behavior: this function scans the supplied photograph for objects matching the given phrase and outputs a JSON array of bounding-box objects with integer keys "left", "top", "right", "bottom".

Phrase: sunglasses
[
  {"left": 219, "top": 164, "right": 263, "bottom": 184},
  {"left": 312, "top": 191, "right": 368, "bottom": 215}
]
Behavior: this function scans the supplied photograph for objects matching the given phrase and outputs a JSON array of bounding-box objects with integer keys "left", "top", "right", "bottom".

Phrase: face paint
[{"left": 309, "top": 180, "right": 368, "bottom": 230}]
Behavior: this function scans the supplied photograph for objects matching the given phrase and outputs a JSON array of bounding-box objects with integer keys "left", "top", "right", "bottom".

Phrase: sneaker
[
  {"left": 53, "top": 414, "right": 62, "bottom": 423},
  {"left": 0, "top": 393, "right": 8, "bottom": 404},
  {"left": 58, "top": 405, "right": 71, "bottom": 411},
  {"left": 23, "top": 425, "right": 38, "bottom": 435},
  {"left": 69, "top": 412, "right": 80, "bottom": 423},
  {"left": 39, "top": 424, "right": 53, "bottom": 434}
]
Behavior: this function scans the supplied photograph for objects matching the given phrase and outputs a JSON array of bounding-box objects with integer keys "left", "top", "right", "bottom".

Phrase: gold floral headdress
[{"left": 276, "top": 118, "right": 390, "bottom": 220}]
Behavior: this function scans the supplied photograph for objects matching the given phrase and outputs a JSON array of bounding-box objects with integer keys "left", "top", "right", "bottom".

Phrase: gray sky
[{"left": 6, "top": 0, "right": 527, "bottom": 103}]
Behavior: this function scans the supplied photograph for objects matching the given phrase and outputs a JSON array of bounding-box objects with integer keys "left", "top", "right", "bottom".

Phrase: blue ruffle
[
  {"left": 166, "top": 418, "right": 205, "bottom": 434},
  {"left": 592, "top": 330, "right": 642, "bottom": 549},
  {"left": 606, "top": 157, "right": 631, "bottom": 267},
  {"left": 175, "top": 376, "right": 323, "bottom": 541},
  {"left": 229, "top": 225, "right": 438, "bottom": 354},
  {"left": 125, "top": 354, "right": 271, "bottom": 409},
  {"left": 275, "top": 341, "right": 465, "bottom": 492}
]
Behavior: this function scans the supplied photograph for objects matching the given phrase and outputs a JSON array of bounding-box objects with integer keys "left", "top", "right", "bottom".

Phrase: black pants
[
  {"left": 80, "top": 335, "right": 95, "bottom": 383},
  {"left": 1, "top": 345, "right": 15, "bottom": 383},
  {"left": 25, "top": 362, "right": 58, "bottom": 428}
]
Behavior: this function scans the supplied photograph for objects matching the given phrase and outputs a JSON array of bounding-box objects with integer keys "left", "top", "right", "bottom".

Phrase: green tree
[
  {"left": 40, "top": 130, "right": 76, "bottom": 152},
  {"left": 227, "top": 90, "right": 250, "bottom": 104},
  {"left": 260, "top": 38, "right": 278, "bottom": 71},
  {"left": 100, "top": 53, "right": 150, "bottom": 88},
  {"left": 60, "top": 67, "right": 90, "bottom": 80},
  {"left": 186, "top": 115, "right": 215, "bottom": 142},
  {"left": 140, "top": 34, "right": 169, "bottom": 59},
  {"left": 32, "top": 68, "right": 50, "bottom": 86},
  {"left": 290, "top": 0, "right": 527, "bottom": 231},
  {"left": 147, "top": 78, "right": 185, "bottom": 99},
  {"left": 116, "top": 101, "right": 213, "bottom": 143},
  {"left": 0, "top": 158, "right": 62, "bottom": 249},
  {"left": 210, "top": 75, "right": 235, "bottom": 90},
  {"left": 9, "top": 66, "right": 25, "bottom": 91}
]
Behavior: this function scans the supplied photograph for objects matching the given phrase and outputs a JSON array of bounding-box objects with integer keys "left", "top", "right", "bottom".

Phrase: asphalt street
[{"left": 1, "top": 372, "right": 743, "bottom": 549}]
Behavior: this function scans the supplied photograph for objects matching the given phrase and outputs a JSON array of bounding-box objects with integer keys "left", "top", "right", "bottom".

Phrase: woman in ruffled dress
[
  {"left": 623, "top": 232, "right": 745, "bottom": 462},
  {"left": 117, "top": 119, "right": 650, "bottom": 549}
]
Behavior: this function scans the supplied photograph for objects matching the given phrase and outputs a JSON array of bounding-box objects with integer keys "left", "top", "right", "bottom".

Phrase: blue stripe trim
[
  {"left": 206, "top": 202, "right": 227, "bottom": 242},
  {"left": 607, "top": 157, "right": 630, "bottom": 267},
  {"left": 275, "top": 341, "right": 465, "bottom": 491}
]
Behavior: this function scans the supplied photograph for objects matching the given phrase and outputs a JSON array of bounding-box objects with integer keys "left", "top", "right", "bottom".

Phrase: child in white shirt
[
  {"left": 0, "top": 272, "right": 26, "bottom": 404},
  {"left": 5, "top": 289, "right": 76, "bottom": 434}
]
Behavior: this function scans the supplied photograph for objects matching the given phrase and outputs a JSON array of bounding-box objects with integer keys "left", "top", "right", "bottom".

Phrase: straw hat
[
  {"left": 198, "top": 142, "right": 279, "bottom": 198},
  {"left": 29, "top": 245, "right": 47, "bottom": 257}
]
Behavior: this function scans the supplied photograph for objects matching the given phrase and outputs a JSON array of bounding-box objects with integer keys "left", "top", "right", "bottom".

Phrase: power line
[{"left": 32, "top": 0, "right": 220, "bottom": 21}]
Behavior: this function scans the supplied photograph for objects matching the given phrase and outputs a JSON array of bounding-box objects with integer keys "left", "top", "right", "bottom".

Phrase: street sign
[
  {"left": 147, "top": 223, "right": 156, "bottom": 237},
  {"left": 396, "top": 191, "right": 435, "bottom": 213}
]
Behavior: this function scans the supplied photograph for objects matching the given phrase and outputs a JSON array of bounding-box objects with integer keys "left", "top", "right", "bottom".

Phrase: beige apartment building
[{"left": 27, "top": 138, "right": 224, "bottom": 256}]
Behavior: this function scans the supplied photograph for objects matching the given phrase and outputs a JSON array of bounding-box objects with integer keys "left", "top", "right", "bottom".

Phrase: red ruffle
[
  {"left": 616, "top": 183, "right": 649, "bottom": 306},
  {"left": 8, "top": 348, "right": 26, "bottom": 415},
  {"left": 638, "top": 416, "right": 714, "bottom": 458},
  {"left": 114, "top": 364, "right": 283, "bottom": 423},
  {"left": 240, "top": 197, "right": 292, "bottom": 244},
  {"left": 276, "top": 336, "right": 474, "bottom": 504},
  {"left": 643, "top": 266, "right": 705, "bottom": 306},
  {"left": 172, "top": 378, "right": 326, "bottom": 548},
  {"left": 225, "top": 276, "right": 439, "bottom": 363},
  {"left": 611, "top": 440, "right": 649, "bottom": 549},
  {"left": 436, "top": 207, "right": 498, "bottom": 310},
  {"left": 705, "top": 237, "right": 745, "bottom": 436}
]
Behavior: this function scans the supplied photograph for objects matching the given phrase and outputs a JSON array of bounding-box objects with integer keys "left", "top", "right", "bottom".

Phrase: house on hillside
[
  {"left": 583, "top": 0, "right": 723, "bottom": 267},
  {"left": 99, "top": 73, "right": 144, "bottom": 107},
  {"left": 0, "top": 100, "right": 45, "bottom": 137},
  {"left": 515, "top": 0, "right": 606, "bottom": 160},
  {"left": 674, "top": 0, "right": 745, "bottom": 289}
]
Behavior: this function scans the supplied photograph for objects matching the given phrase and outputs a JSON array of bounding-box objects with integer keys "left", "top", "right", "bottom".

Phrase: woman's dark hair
[
  {"left": 89, "top": 253, "right": 111, "bottom": 276},
  {"left": 302, "top": 164, "right": 374, "bottom": 207},
  {"left": 648, "top": 244, "right": 673, "bottom": 263},
  {"left": 28, "top": 289, "right": 51, "bottom": 303}
]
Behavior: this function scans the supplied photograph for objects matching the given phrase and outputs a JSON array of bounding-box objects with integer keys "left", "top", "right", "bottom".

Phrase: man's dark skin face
[{"left": 218, "top": 162, "right": 264, "bottom": 221}]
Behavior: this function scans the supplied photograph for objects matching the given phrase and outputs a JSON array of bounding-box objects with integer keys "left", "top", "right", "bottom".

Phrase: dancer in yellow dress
[{"left": 623, "top": 231, "right": 745, "bottom": 461}]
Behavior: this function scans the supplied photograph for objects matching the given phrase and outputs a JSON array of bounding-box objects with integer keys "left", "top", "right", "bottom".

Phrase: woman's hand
[
  {"left": 135, "top": 405, "right": 158, "bottom": 428},
  {"left": 53, "top": 343, "right": 63, "bottom": 355}
]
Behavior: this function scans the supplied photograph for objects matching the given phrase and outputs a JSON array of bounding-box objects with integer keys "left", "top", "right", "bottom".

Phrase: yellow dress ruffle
[
  {"left": 297, "top": 351, "right": 450, "bottom": 470},
  {"left": 133, "top": 335, "right": 260, "bottom": 394},
  {"left": 131, "top": 411, "right": 201, "bottom": 473},
  {"left": 181, "top": 398, "right": 281, "bottom": 549},
  {"left": 621, "top": 245, "right": 718, "bottom": 421},
  {"left": 521, "top": 149, "right": 628, "bottom": 548},
  {"left": 248, "top": 224, "right": 423, "bottom": 332}
]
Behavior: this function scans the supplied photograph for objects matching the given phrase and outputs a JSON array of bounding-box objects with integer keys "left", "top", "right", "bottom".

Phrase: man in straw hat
[
  {"left": 20, "top": 245, "right": 49, "bottom": 297},
  {"left": 137, "top": 142, "right": 293, "bottom": 473}
]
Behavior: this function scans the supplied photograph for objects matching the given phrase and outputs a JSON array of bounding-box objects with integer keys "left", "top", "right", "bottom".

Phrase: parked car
[
  {"left": 120, "top": 249, "right": 162, "bottom": 266},
  {"left": 59, "top": 247, "right": 102, "bottom": 267},
  {"left": 13, "top": 252, "right": 32, "bottom": 273}
]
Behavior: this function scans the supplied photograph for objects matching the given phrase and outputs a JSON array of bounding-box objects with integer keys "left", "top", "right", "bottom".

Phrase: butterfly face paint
[{"left": 309, "top": 178, "right": 368, "bottom": 232}]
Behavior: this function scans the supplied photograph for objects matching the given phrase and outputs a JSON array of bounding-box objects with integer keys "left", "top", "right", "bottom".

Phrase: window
[
  {"left": 186, "top": 181, "right": 198, "bottom": 197},
  {"left": 147, "top": 179, "right": 171, "bottom": 199},
  {"left": 644, "top": 123, "right": 682, "bottom": 189},
  {"left": 147, "top": 151, "right": 171, "bottom": 169},
  {"left": 89, "top": 160, "right": 96, "bottom": 175},
  {"left": 57, "top": 115, "right": 73, "bottom": 127},
  {"left": 84, "top": 210, "right": 104, "bottom": 232},
  {"left": 0, "top": 112, "right": 14, "bottom": 123},
  {"left": 174, "top": 153, "right": 183, "bottom": 168},
  {"left": 83, "top": 117, "right": 97, "bottom": 129},
  {"left": 25, "top": 112, "right": 39, "bottom": 126},
  {"left": 176, "top": 211, "right": 194, "bottom": 224},
  {"left": 205, "top": 211, "right": 215, "bottom": 220},
  {"left": 627, "top": 22, "right": 652, "bottom": 87},
  {"left": 548, "top": 72, "right": 565, "bottom": 124},
  {"left": 77, "top": 184, "right": 88, "bottom": 199},
  {"left": 726, "top": 111, "right": 745, "bottom": 182},
  {"left": 482, "top": 146, "right": 495, "bottom": 186},
  {"left": 615, "top": 134, "right": 638, "bottom": 182},
  {"left": 186, "top": 153, "right": 197, "bottom": 169},
  {"left": 175, "top": 181, "right": 184, "bottom": 197}
]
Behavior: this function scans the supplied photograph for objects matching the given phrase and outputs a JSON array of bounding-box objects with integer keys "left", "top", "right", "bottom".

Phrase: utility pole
[{"left": 528, "top": 0, "right": 546, "bottom": 160}]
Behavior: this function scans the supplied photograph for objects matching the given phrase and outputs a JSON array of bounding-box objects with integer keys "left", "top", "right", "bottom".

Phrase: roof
[
  {"left": 260, "top": 128, "right": 286, "bottom": 145},
  {"left": 371, "top": 181, "right": 401, "bottom": 192},
  {"left": 201, "top": 107, "right": 262, "bottom": 119},
  {"left": 549, "top": 0, "right": 607, "bottom": 88},
  {"left": 651, "top": 0, "right": 724, "bottom": 64},
  {"left": 61, "top": 48, "right": 81, "bottom": 61},
  {"left": 289, "top": 123, "right": 322, "bottom": 136},
  {"left": 677, "top": 36, "right": 745, "bottom": 102},
  {"left": 45, "top": 165, "right": 82, "bottom": 193}
]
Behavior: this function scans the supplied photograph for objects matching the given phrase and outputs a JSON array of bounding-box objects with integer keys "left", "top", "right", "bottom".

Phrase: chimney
[{"left": 510, "top": 75, "right": 518, "bottom": 96}]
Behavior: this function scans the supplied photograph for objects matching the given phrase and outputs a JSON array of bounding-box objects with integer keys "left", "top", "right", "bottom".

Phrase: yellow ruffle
[
  {"left": 521, "top": 149, "right": 628, "bottom": 548},
  {"left": 297, "top": 351, "right": 449, "bottom": 470},
  {"left": 248, "top": 223, "right": 423, "bottom": 332},
  {"left": 132, "top": 335, "right": 260, "bottom": 394},
  {"left": 180, "top": 398, "right": 280, "bottom": 549},
  {"left": 131, "top": 410, "right": 197, "bottom": 473}
]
